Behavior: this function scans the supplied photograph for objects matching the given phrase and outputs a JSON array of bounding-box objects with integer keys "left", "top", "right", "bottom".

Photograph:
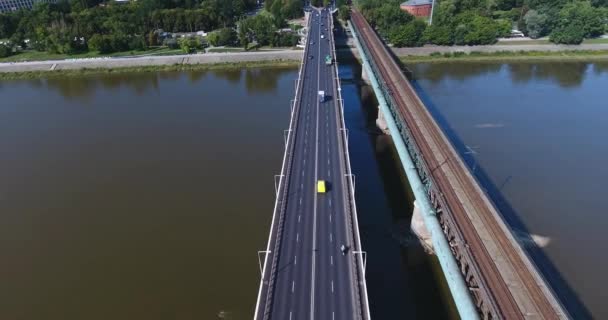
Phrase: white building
[{"left": 0, "top": 0, "right": 57, "bottom": 13}]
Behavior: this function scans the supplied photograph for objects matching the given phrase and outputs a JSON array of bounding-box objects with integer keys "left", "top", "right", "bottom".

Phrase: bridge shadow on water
[
  {"left": 409, "top": 77, "right": 593, "bottom": 319},
  {"left": 339, "top": 59, "right": 457, "bottom": 319}
]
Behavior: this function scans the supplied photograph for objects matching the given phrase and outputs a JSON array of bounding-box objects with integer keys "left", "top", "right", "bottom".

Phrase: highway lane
[
  {"left": 268, "top": 9, "right": 320, "bottom": 319},
  {"left": 261, "top": 8, "right": 360, "bottom": 319},
  {"left": 313, "top": 9, "right": 357, "bottom": 320}
]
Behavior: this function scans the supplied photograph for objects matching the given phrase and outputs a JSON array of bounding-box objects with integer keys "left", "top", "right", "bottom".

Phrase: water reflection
[
  {"left": 409, "top": 61, "right": 608, "bottom": 88},
  {"left": 6, "top": 67, "right": 297, "bottom": 101},
  {"left": 0, "top": 67, "right": 298, "bottom": 320}
]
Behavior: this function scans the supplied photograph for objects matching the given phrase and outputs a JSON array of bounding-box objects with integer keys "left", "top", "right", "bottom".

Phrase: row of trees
[
  {"left": 357, "top": 0, "right": 511, "bottom": 47},
  {"left": 238, "top": 13, "right": 300, "bottom": 48},
  {"left": 524, "top": 1, "right": 608, "bottom": 44},
  {"left": 265, "top": 0, "right": 304, "bottom": 21},
  {"left": 356, "top": 0, "right": 608, "bottom": 46},
  {"left": 0, "top": 0, "right": 257, "bottom": 55}
]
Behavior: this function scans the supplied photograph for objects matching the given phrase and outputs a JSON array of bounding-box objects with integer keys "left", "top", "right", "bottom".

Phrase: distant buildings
[
  {"left": 0, "top": 0, "right": 57, "bottom": 13},
  {"left": 400, "top": 0, "right": 432, "bottom": 17}
]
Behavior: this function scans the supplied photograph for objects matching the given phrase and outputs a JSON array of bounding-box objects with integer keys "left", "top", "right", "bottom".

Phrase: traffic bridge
[{"left": 254, "top": 8, "right": 371, "bottom": 320}]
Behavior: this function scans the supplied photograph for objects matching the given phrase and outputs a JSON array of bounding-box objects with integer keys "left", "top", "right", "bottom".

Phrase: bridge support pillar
[
  {"left": 411, "top": 200, "right": 434, "bottom": 253},
  {"left": 375, "top": 107, "right": 390, "bottom": 135},
  {"left": 361, "top": 63, "right": 371, "bottom": 84}
]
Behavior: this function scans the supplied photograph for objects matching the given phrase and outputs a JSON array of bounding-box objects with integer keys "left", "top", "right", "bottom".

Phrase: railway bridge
[{"left": 349, "top": 9, "right": 568, "bottom": 320}]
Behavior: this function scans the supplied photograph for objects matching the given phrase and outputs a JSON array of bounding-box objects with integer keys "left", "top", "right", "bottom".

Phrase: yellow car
[{"left": 317, "top": 180, "right": 326, "bottom": 193}]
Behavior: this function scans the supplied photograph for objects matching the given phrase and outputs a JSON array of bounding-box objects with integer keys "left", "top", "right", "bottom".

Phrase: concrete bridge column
[
  {"left": 375, "top": 107, "right": 390, "bottom": 135},
  {"left": 411, "top": 200, "right": 434, "bottom": 253},
  {"left": 361, "top": 63, "right": 370, "bottom": 84}
]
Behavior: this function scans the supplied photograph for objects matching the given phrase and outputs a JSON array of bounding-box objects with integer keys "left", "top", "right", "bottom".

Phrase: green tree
[
  {"left": 339, "top": 5, "right": 351, "bottom": 21},
  {"left": 390, "top": 19, "right": 427, "bottom": 47},
  {"left": 178, "top": 36, "right": 201, "bottom": 53},
  {"left": 550, "top": 24, "right": 585, "bottom": 44},
  {"left": 88, "top": 33, "right": 112, "bottom": 53},
  {"left": 238, "top": 14, "right": 276, "bottom": 47},
  {"left": 451, "top": 11, "right": 501, "bottom": 45},
  {"left": 549, "top": 1, "right": 605, "bottom": 43},
  {"left": 207, "top": 27, "right": 236, "bottom": 46},
  {"left": 423, "top": 24, "right": 454, "bottom": 45},
  {"left": 523, "top": 10, "right": 547, "bottom": 38},
  {"left": 0, "top": 43, "right": 12, "bottom": 57},
  {"left": 366, "top": 3, "right": 413, "bottom": 37}
]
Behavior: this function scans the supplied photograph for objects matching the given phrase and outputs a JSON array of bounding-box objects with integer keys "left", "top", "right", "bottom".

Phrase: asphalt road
[{"left": 256, "top": 8, "right": 360, "bottom": 320}]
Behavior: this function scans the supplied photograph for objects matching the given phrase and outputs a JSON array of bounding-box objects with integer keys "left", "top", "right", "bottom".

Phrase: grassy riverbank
[
  {"left": 401, "top": 50, "right": 608, "bottom": 63},
  {"left": 0, "top": 59, "right": 299, "bottom": 80},
  {"left": 0, "top": 47, "right": 185, "bottom": 63}
]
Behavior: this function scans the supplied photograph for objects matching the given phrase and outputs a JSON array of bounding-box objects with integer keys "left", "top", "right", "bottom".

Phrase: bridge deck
[
  {"left": 351, "top": 10, "right": 566, "bottom": 319},
  {"left": 255, "top": 9, "right": 369, "bottom": 320}
]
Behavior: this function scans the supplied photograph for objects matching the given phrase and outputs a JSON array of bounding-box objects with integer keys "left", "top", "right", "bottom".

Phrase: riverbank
[
  {"left": 399, "top": 50, "right": 608, "bottom": 63},
  {"left": 0, "top": 50, "right": 302, "bottom": 79},
  {"left": 0, "top": 59, "right": 299, "bottom": 80},
  {"left": 392, "top": 43, "right": 608, "bottom": 56}
]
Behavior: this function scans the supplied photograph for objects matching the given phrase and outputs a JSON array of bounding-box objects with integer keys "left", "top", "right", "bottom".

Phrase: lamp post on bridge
[
  {"left": 257, "top": 250, "right": 271, "bottom": 276},
  {"left": 352, "top": 250, "right": 367, "bottom": 275}
]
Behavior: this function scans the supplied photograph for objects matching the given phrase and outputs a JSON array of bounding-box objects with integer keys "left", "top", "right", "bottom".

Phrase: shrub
[{"left": 0, "top": 43, "right": 12, "bottom": 57}]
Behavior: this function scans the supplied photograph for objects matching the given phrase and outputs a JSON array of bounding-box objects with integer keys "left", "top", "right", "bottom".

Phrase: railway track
[{"left": 350, "top": 10, "right": 565, "bottom": 320}]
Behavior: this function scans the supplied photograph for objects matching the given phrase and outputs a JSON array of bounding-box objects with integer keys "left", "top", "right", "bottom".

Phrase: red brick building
[{"left": 400, "top": 0, "right": 433, "bottom": 17}]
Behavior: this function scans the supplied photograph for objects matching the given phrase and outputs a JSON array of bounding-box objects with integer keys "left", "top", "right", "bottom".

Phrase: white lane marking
[
  {"left": 330, "top": 233, "right": 333, "bottom": 243},
  {"left": 292, "top": 281, "right": 295, "bottom": 293},
  {"left": 290, "top": 311, "right": 293, "bottom": 320},
  {"left": 296, "top": 233, "right": 299, "bottom": 242},
  {"left": 329, "top": 199, "right": 332, "bottom": 207},
  {"left": 294, "top": 255, "right": 297, "bottom": 265},
  {"left": 300, "top": 198, "right": 302, "bottom": 205},
  {"left": 327, "top": 159, "right": 330, "bottom": 165},
  {"left": 310, "top": 16, "right": 322, "bottom": 320},
  {"left": 331, "top": 255, "right": 333, "bottom": 266},
  {"left": 329, "top": 214, "right": 332, "bottom": 223},
  {"left": 302, "top": 171, "right": 305, "bottom": 177},
  {"left": 331, "top": 280, "right": 334, "bottom": 293},
  {"left": 301, "top": 183, "right": 304, "bottom": 190},
  {"left": 304, "top": 158, "right": 306, "bottom": 165},
  {"left": 298, "top": 215, "right": 301, "bottom": 223},
  {"left": 332, "top": 311, "right": 335, "bottom": 320}
]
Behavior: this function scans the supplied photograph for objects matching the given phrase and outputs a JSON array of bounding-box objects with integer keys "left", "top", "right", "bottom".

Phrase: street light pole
[{"left": 429, "top": 0, "right": 436, "bottom": 25}]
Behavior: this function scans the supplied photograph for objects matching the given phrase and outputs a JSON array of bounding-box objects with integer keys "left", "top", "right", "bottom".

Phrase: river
[
  {"left": 2, "top": 60, "right": 600, "bottom": 319},
  {"left": 0, "top": 65, "right": 447, "bottom": 319},
  {"left": 407, "top": 60, "right": 608, "bottom": 319}
]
